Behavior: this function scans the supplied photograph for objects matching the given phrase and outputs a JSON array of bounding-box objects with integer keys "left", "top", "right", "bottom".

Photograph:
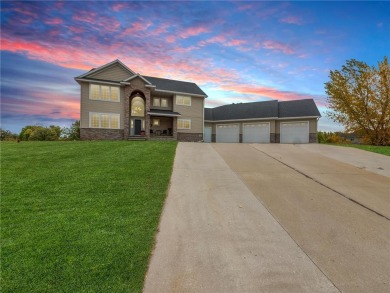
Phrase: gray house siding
[{"left": 89, "top": 64, "right": 132, "bottom": 81}]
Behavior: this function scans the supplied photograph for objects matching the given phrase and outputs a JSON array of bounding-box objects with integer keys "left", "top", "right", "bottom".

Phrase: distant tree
[
  {"left": 0, "top": 128, "right": 18, "bottom": 141},
  {"left": 19, "top": 125, "right": 61, "bottom": 141},
  {"left": 325, "top": 56, "right": 390, "bottom": 145},
  {"left": 61, "top": 120, "right": 80, "bottom": 140}
]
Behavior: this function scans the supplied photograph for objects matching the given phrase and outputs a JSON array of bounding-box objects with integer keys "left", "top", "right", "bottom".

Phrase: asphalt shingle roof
[
  {"left": 205, "top": 99, "right": 320, "bottom": 121},
  {"left": 278, "top": 99, "right": 321, "bottom": 118},
  {"left": 143, "top": 76, "right": 207, "bottom": 97}
]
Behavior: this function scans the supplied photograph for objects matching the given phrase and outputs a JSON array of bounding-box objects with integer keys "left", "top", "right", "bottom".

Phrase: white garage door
[
  {"left": 216, "top": 124, "right": 239, "bottom": 143},
  {"left": 243, "top": 123, "right": 270, "bottom": 143},
  {"left": 280, "top": 122, "right": 309, "bottom": 144},
  {"left": 204, "top": 127, "right": 212, "bottom": 143}
]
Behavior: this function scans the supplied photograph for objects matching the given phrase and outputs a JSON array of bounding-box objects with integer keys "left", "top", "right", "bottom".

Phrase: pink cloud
[
  {"left": 199, "top": 35, "right": 246, "bottom": 48},
  {"left": 166, "top": 35, "right": 176, "bottom": 43},
  {"left": 280, "top": 15, "right": 303, "bottom": 25},
  {"left": 44, "top": 18, "right": 63, "bottom": 25},
  {"left": 122, "top": 21, "right": 152, "bottom": 36},
  {"left": 260, "top": 40, "right": 295, "bottom": 54},
  {"left": 112, "top": 3, "right": 128, "bottom": 12},
  {"left": 179, "top": 26, "right": 209, "bottom": 39},
  {"left": 73, "top": 11, "right": 120, "bottom": 32},
  {"left": 13, "top": 7, "right": 38, "bottom": 18}
]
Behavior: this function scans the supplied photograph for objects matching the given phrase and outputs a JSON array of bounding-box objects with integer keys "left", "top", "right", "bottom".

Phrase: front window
[
  {"left": 89, "top": 112, "right": 120, "bottom": 129},
  {"left": 90, "top": 84, "right": 120, "bottom": 102},
  {"left": 131, "top": 96, "right": 145, "bottom": 117},
  {"left": 178, "top": 119, "right": 191, "bottom": 129}
]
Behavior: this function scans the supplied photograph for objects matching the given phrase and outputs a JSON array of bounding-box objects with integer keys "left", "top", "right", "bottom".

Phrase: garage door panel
[
  {"left": 216, "top": 124, "right": 239, "bottom": 143},
  {"left": 243, "top": 123, "right": 270, "bottom": 143},
  {"left": 280, "top": 122, "right": 309, "bottom": 144}
]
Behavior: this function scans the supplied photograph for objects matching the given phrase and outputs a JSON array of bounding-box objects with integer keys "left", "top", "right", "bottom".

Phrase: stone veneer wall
[
  {"left": 177, "top": 133, "right": 203, "bottom": 142},
  {"left": 309, "top": 133, "right": 317, "bottom": 143},
  {"left": 81, "top": 128, "right": 124, "bottom": 140},
  {"left": 124, "top": 79, "right": 151, "bottom": 139},
  {"left": 275, "top": 134, "right": 281, "bottom": 143}
]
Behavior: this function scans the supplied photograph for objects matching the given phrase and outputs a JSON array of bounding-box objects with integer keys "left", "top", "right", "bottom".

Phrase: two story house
[
  {"left": 75, "top": 59, "right": 207, "bottom": 141},
  {"left": 76, "top": 59, "right": 321, "bottom": 143}
]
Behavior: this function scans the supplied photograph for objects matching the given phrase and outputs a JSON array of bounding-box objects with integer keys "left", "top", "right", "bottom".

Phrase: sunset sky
[{"left": 1, "top": 1, "right": 389, "bottom": 133}]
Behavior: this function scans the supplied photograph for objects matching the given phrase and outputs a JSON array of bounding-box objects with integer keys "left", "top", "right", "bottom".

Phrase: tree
[
  {"left": 325, "top": 57, "right": 390, "bottom": 145},
  {"left": 61, "top": 120, "right": 80, "bottom": 140},
  {"left": 19, "top": 125, "right": 61, "bottom": 141},
  {"left": 0, "top": 128, "right": 18, "bottom": 141}
]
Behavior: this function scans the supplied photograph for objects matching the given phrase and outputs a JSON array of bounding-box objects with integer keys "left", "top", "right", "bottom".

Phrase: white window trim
[
  {"left": 89, "top": 84, "right": 120, "bottom": 102},
  {"left": 89, "top": 112, "right": 120, "bottom": 129},
  {"left": 178, "top": 119, "right": 191, "bottom": 130},
  {"left": 176, "top": 95, "right": 191, "bottom": 106}
]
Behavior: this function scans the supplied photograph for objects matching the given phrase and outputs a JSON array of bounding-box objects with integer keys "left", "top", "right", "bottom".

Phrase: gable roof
[
  {"left": 205, "top": 99, "right": 320, "bottom": 121},
  {"left": 142, "top": 76, "right": 207, "bottom": 97},
  {"left": 278, "top": 99, "right": 321, "bottom": 118},
  {"left": 75, "top": 59, "right": 207, "bottom": 97},
  {"left": 75, "top": 59, "right": 136, "bottom": 79}
]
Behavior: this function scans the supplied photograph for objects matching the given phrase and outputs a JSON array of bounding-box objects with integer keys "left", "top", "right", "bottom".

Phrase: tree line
[{"left": 0, "top": 120, "right": 80, "bottom": 141}]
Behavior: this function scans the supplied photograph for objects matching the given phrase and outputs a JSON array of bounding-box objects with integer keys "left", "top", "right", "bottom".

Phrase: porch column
[
  {"left": 173, "top": 117, "right": 178, "bottom": 139},
  {"left": 145, "top": 91, "right": 151, "bottom": 139},
  {"left": 124, "top": 86, "right": 131, "bottom": 138}
]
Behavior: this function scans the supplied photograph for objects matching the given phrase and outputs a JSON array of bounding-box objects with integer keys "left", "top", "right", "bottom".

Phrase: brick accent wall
[
  {"left": 275, "top": 133, "right": 280, "bottom": 143},
  {"left": 270, "top": 133, "right": 276, "bottom": 143},
  {"left": 239, "top": 134, "right": 243, "bottom": 143},
  {"left": 177, "top": 133, "right": 203, "bottom": 142},
  {"left": 211, "top": 134, "right": 216, "bottom": 143},
  {"left": 309, "top": 133, "right": 317, "bottom": 143},
  {"left": 81, "top": 128, "right": 124, "bottom": 140}
]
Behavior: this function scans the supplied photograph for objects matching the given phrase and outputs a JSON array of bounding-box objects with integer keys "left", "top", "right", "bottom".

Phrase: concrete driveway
[{"left": 143, "top": 143, "right": 390, "bottom": 293}]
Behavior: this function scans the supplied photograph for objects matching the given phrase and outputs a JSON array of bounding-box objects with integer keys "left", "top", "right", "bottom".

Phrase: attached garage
[
  {"left": 280, "top": 121, "right": 309, "bottom": 144},
  {"left": 243, "top": 123, "right": 270, "bottom": 143},
  {"left": 216, "top": 124, "right": 239, "bottom": 143}
]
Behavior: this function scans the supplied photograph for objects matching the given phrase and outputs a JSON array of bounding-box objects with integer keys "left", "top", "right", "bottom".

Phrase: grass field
[
  {"left": 1, "top": 141, "right": 177, "bottom": 292},
  {"left": 331, "top": 144, "right": 390, "bottom": 156}
]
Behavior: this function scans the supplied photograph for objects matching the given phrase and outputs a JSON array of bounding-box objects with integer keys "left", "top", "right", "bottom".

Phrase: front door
[{"left": 135, "top": 119, "right": 142, "bottom": 135}]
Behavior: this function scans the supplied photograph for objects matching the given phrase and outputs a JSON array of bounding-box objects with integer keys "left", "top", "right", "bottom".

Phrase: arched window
[{"left": 131, "top": 96, "right": 145, "bottom": 117}]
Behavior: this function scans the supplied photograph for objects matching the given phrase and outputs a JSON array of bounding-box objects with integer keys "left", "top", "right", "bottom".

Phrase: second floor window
[
  {"left": 90, "top": 84, "right": 120, "bottom": 102},
  {"left": 153, "top": 97, "right": 168, "bottom": 107},
  {"left": 176, "top": 95, "right": 191, "bottom": 106}
]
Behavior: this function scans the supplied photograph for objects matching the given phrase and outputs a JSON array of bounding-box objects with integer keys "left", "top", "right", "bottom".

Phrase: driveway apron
[
  {"left": 213, "top": 143, "right": 390, "bottom": 293},
  {"left": 143, "top": 143, "right": 337, "bottom": 293}
]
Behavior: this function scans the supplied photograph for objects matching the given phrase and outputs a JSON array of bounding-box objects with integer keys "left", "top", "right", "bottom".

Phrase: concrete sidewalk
[{"left": 143, "top": 143, "right": 337, "bottom": 293}]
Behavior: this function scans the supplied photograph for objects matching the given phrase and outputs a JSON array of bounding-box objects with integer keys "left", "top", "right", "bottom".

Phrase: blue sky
[{"left": 1, "top": 1, "right": 389, "bottom": 133}]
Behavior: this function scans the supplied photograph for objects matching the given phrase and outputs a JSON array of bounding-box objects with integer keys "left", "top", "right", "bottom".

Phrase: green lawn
[
  {"left": 329, "top": 144, "right": 390, "bottom": 156},
  {"left": 1, "top": 141, "right": 177, "bottom": 292}
]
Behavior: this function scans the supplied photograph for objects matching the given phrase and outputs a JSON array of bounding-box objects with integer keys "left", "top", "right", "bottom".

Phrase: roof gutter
[
  {"left": 74, "top": 78, "right": 121, "bottom": 86},
  {"left": 154, "top": 88, "right": 207, "bottom": 98},
  {"left": 147, "top": 112, "right": 181, "bottom": 117}
]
